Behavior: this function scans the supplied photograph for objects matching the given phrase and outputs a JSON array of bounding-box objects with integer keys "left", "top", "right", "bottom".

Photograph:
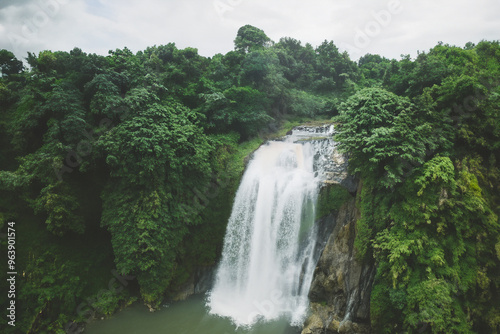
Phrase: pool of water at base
[{"left": 84, "top": 294, "right": 302, "bottom": 334}]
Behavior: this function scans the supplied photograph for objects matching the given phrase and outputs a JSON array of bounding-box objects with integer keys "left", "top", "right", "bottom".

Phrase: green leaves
[
  {"left": 33, "top": 182, "right": 85, "bottom": 236},
  {"left": 414, "top": 156, "right": 456, "bottom": 196},
  {"left": 404, "top": 279, "right": 465, "bottom": 333},
  {"left": 335, "top": 88, "right": 438, "bottom": 188},
  {"left": 97, "top": 100, "right": 217, "bottom": 304},
  {"left": 0, "top": 27, "right": 499, "bottom": 333},
  {"left": 0, "top": 49, "right": 23, "bottom": 76},
  {"left": 234, "top": 25, "right": 271, "bottom": 53},
  {"left": 99, "top": 102, "right": 211, "bottom": 183},
  {"left": 336, "top": 45, "right": 500, "bottom": 332},
  {"left": 200, "top": 86, "right": 273, "bottom": 139},
  {"left": 19, "top": 251, "right": 85, "bottom": 333},
  {"left": 367, "top": 156, "right": 499, "bottom": 333},
  {"left": 84, "top": 73, "right": 125, "bottom": 117}
]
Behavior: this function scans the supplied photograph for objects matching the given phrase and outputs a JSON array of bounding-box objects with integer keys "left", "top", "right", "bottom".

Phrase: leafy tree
[
  {"left": 314, "top": 40, "right": 358, "bottom": 92},
  {"left": 370, "top": 157, "right": 499, "bottom": 333},
  {"left": 239, "top": 49, "right": 278, "bottom": 87},
  {"left": 32, "top": 181, "right": 85, "bottom": 236},
  {"left": 274, "top": 38, "right": 317, "bottom": 88},
  {"left": 201, "top": 86, "right": 272, "bottom": 138},
  {"left": 335, "top": 42, "right": 500, "bottom": 333},
  {"left": 0, "top": 49, "right": 23, "bottom": 76},
  {"left": 84, "top": 73, "right": 126, "bottom": 117},
  {"left": 404, "top": 52, "right": 449, "bottom": 97},
  {"left": 234, "top": 25, "right": 271, "bottom": 53},
  {"left": 98, "top": 102, "right": 214, "bottom": 305},
  {"left": 19, "top": 251, "right": 84, "bottom": 333},
  {"left": 334, "top": 88, "right": 442, "bottom": 188},
  {"left": 358, "top": 53, "right": 391, "bottom": 87}
]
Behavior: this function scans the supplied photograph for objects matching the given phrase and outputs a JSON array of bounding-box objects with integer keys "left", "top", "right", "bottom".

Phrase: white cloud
[{"left": 0, "top": 0, "right": 498, "bottom": 62}]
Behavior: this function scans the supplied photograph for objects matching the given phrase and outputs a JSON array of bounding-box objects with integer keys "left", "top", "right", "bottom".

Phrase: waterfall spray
[{"left": 208, "top": 125, "right": 335, "bottom": 327}]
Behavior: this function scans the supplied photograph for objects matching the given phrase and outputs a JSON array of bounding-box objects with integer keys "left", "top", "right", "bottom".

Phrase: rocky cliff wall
[{"left": 303, "top": 182, "right": 375, "bottom": 334}]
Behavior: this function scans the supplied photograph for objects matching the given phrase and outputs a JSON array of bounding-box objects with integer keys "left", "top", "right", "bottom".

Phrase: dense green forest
[{"left": 0, "top": 25, "right": 499, "bottom": 333}]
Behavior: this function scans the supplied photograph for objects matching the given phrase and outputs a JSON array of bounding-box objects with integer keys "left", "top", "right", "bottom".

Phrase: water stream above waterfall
[{"left": 208, "top": 125, "right": 337, "bottom": 327}]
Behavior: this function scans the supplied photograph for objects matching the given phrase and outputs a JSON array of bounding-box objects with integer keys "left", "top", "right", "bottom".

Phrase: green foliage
[
  {"left": 88, "top": 289, "right": 136, "bottom": 318},
  {"left": 358, "top": 53, "right": 391, "bottom": 87},
  {"left": 32, "top": 182, "right": 85, "bottom": 236},
  {"left": 84, "top": 73, "right": 126, "bottom": 117},
  {"left": 314, "top": 40, "right": 358, "bottom": 92},
  {"left": 334, "top": 88, "right": 444, "bottom": 188},
  {"left": 238, "top": 49, "right": 281, "bottom": 89},
  {"left": 98, "top": 102, "right": 212, "bottom": 186},
  {"left": 286, "top": 89, "right": 328, "bottom": 116},
  {"left": 339, "top": 98, "right": 499, "bottom": 333},
  {"left": 98, "top": 101, "right": 215, "bottom": 305},
  {"left": 368, "top": 157, "right": 498, "bottom": 333},
  {"left": 274, "top": 38, "right": 316, "bottom": 88},
  {"left": 1, "top": 26, "right": 499, "bottom": 333},
  {"left": 18, "top": 251, "right": 84, "bottom": 333},
  {"left": 234, "top": 25, "right": 271, "bottom": 53},
  {"left": 200, "top": 86, "right": 273, "bottom": 138},
  {"left": 315, "top": 183, "right": 352, "bottom": 219},
  {"left": 0, "top": 49, "right": 23, "bottom": 76},
  {"left": 334, "top": 42, "right": 500, "bottom": 333}
]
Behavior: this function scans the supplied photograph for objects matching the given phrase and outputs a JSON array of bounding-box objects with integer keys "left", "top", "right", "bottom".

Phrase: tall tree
[
  {"left": 0, "top": 49, "right": 23, "bottom": 76},
  {"left": 234, "top": 25, "right": 271, "bottom": 53}
]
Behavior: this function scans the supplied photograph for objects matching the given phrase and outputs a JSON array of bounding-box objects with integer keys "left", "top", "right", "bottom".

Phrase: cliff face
[{"left": 303, "top": 183, "right": 375, "bottom": 334}]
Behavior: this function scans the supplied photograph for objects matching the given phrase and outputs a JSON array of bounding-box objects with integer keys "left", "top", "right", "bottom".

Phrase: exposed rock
[
  {"left": 303, "top": 182, "right": 375, "bottom": 334},
  {"left": 340, "top": 175, "right": 358, "bottom": 195},
  {"left": 302, "top": 303, "right": 335, "bottom": 334},
  {"left": 171, "top": 280, "right": 195, "bottom": 302},
  {"left": 338, "top": 319, "right": 370, "bottom": 334},
  {"left": 194, "top": 265, "right": 216, "bottom": 294},
  {"left": 302, "top": 312, "right": 326, "bottom": 334},
  {"left": 170, "top": 265, "right": 216, "bottom": 301}
]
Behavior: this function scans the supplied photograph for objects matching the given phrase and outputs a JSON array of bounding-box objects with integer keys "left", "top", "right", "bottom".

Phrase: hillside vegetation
[{"left": 0, "top": 26, "right": 498, "bottom": 333}]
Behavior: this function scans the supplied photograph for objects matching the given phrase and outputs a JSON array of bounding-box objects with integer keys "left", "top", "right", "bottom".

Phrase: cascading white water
[{"left": 208, "top": 125, "right": 336, "bottom": 327}]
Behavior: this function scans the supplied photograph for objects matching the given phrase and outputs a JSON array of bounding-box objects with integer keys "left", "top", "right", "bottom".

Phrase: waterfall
[{"left": 208, "top": 125, "right": 336, "bottom": 327}]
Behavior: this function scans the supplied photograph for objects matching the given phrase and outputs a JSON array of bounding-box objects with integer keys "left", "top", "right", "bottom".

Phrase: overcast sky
[{"left": 1, "top": 0, "right": 499, "bottom": 63}]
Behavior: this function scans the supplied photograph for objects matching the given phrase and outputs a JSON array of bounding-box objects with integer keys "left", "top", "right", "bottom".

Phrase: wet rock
[
  {"left": 194, "top": 265, "right": 216, "bottom": 294},
  {"left": 170, "top": 265, "right": 216, "bottom": 301},
  {"left": 303, "top": 192, "right": 375, "bottom": 334},
  {"left": 340, "top": 175, "right": 358, "bottom": 195},
  {"left": 302, "top": 303, "right": 335, "bottom": 334},
  {"left": 171, "top": 281, "right": 195, "bottom": 302}
]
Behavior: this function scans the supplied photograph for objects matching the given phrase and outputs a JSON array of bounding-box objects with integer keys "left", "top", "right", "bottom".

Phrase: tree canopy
[{"left": 234, "top": 24, "right": 272, "bottom": 53}]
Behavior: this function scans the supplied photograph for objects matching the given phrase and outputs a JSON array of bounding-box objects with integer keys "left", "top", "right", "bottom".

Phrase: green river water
[{"left": 84, "top": 294, "right": 302, "bottom": 334}]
